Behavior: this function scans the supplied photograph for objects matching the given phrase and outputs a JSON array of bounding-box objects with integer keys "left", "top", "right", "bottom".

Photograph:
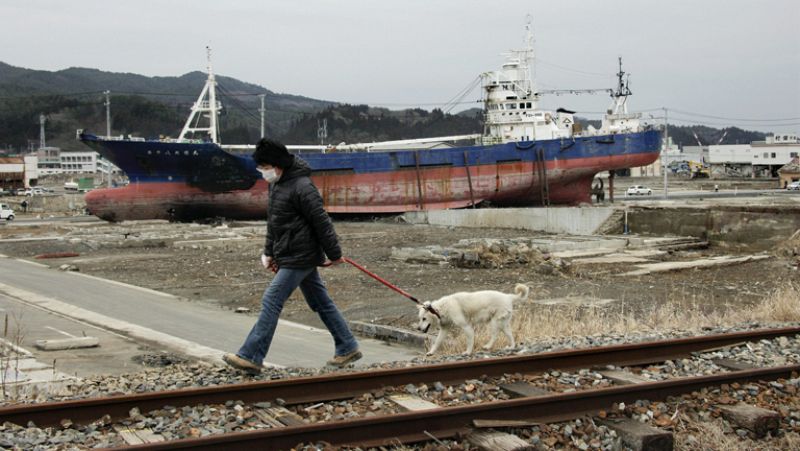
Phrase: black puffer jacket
[{"left": 263, "top": 156, "right": 341, "bottom": 268}]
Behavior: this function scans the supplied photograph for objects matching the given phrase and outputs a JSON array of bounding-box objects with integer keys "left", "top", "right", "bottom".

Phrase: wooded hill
[{"left": 0, "top": 61, "right": 765, "bottom": 152}]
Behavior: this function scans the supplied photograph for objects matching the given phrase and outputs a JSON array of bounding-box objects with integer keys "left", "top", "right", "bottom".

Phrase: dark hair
[{"left": 252, "top": 138, "right": 294, "bottom": 168}]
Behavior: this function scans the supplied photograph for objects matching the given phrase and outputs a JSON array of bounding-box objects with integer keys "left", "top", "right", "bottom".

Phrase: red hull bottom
[{"left": 85, "top": 153, "right": 656, "bottom": 221}]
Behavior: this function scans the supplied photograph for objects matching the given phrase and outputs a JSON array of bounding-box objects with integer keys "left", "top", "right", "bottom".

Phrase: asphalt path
[
  {"left": 617, "top": 188, "right": 800, "bottom": 202},
  {"left": 0, "top": 291, "right": 148, "bottom": 377},
  {"left": 0, "top": 256, "right": 419, "bottom": 369}
]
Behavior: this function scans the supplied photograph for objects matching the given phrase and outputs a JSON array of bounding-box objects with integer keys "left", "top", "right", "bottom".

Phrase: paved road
[
  {"left": 617, "top": 188, "right": 800, "bottom": 202},
  {"left": 0, "top": 292, "right": 149, "bottom": 378},
  {"left": 0, "top": 256, "right": 419, "bottom": 369}
]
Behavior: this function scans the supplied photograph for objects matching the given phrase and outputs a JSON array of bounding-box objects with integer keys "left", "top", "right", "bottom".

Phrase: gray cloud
[{"left": 1, "top": 0, "right": 798, "bottom": 132}]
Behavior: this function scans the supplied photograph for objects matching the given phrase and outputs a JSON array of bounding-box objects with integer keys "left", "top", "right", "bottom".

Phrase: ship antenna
[
  {"left": 614, "top": 56, "right": 631, "bottom": 98},
  {"left": 178, "top": 46, "right": 222, "bottom": 144},
  {"left": 524, "top": 14, "right": 536, "bottom": 98}
]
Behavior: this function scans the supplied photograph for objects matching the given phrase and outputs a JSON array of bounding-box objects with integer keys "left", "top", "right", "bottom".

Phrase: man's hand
[
  {"left": 321, "top": 257, "right": 345, "bottom": 267},
  {"left": 261, "top": 254, "right": 278, "bottom": 273}
]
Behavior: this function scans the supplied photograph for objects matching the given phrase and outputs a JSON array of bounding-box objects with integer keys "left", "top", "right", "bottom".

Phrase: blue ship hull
[{"left": 79, "top": 130, "right": 661, "bottom": 221}]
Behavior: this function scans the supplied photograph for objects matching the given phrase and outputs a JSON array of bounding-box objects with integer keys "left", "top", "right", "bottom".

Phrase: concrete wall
[
  {"left": 628, "top": 206, "right": 800, "bottom": 251},
  {"left": 403, "top": 207, "right": 615, "bottom": 235}
]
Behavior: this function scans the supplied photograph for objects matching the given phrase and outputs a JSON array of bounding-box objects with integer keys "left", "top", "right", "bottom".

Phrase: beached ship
[{"left": 78, "top": 24, "right": 660, "bottom": 222}]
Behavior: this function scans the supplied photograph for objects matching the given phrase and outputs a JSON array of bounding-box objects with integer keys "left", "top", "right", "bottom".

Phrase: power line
[
  {"left": 666, "top": 116, "right": 800, "bottom": 128},
  {"left": 535, "top": 58, "right": 614, "bottom": 77},
  {"left": 0, "top": 91, "right": 105, "bottom": 100},
  {"left": 667, "top": 107, "right": 800, "bottom": 123}
]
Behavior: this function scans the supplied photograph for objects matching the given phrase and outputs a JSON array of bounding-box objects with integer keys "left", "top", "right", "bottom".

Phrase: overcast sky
[{"left": 2, "top": 0, "right": 799, "bottom": 133}]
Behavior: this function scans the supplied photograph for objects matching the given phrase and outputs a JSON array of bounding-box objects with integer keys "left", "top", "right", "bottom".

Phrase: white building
[
  {"left": 751, "top": 134, "right": 800, "bottom": 177},
  {"left": 708, "top": 134, "right": 800, "bottom": 178},
  {"left": 60, "top": 150, "right": 98, "bottom": 174},
  {"left": 0, "top": 156, "right": 38, "bottom": 189},
  {"left": 676, "top": 146, "right": 709, "bottom": 165},
  {"left": 36, "top": 146, "right": 62, "bottom": 175},
  {"left": 708, "top": 144, "right": 753, "bottom": 177},
  {"left": 24, "top": 156, "right": 37, "bottom": 185}
]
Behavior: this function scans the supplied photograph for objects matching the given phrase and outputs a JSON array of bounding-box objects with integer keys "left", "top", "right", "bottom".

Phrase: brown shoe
[
  {"left": 326, "top": 349, "right": 362, "bottom": 368},
  {"left": 223, "top": 353, "right": 262, "bottom": 373}
]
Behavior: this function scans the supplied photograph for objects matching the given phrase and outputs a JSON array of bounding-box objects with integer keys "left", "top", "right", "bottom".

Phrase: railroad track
[{"left": 2, "top": 326, "right": 799, "bottom": 450}]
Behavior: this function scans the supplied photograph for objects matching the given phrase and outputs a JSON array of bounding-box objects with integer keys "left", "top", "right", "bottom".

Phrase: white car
[
  {"left": 787, "top": 181, "right": 800, "bottom": 191},
  {"left": 25, "top": 187, "right": 45, "bottom": 196},
  {"left": 0, "top": 203, "right": 14, "bottom": 221},
  {"left": 626, "top": 185, "right": 652, "bottom": 196}
]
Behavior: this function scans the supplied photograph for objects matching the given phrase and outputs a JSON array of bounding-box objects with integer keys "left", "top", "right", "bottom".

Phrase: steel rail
[
  {"left": 121, "top": 364, "right": 800, "bottom": 450},
  {"left": 1, "top": 326, "right": 798, "bottom": 428}
]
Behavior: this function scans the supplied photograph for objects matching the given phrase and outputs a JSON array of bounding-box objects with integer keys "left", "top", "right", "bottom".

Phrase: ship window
[
  {"left": 527, "top": 102, "right": 532, "bottom": 108},
  {"left": 763, "top": 153, "right": 768, "bottom": 158},
  {"left": 509, "top": 104, "right": 517, "bottom": 109},
  {"left": 791, "top": 152, "right": 798, "bottom": 158},
  {"left": 519, "top": 103, "right": 525, "bottom": 109},
  {"left": 771, "top": 153, "right": 776, "bottom": 158}
]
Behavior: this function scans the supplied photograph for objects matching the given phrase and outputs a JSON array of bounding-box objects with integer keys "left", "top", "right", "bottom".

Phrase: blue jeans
[{"left": 237, "top": 266, "right": 358, "bottom": 365}]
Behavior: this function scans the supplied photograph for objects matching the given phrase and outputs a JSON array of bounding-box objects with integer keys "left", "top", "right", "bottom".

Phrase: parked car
[
  {"left": 626, "top": 185, "right": 652, "bottom": 196},
  {"left": 15, "top": 188, "right": 26, "bottom": 196},
  {"left": 25, "top": 187, "right": 45, "bottom": 196},
  {"left": 787, "top": 181, "right": 800, "bottom": 191},
  {"left": 0, "top": 203, "right": 14, "bottom": 221}
]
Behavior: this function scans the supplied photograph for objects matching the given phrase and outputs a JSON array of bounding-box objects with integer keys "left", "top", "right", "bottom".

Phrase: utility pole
[
  {"left": 104, "top": 90, "right": 111, "bottom": 138},
  {"left": 663, "top": 107, "right": 669, "bottom": 198},
  {"left": 259, "top": 94, "right": 266, "bottom": 138},
  {"left": 317, "top": 119, "right": 327, "bottom": 145},
  {"left": 39, "top": 114, "right": 46, "bottom": 149}
]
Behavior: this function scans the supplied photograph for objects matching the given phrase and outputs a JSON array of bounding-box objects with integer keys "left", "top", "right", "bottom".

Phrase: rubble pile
[
  {"left": 391, "top": 238, "right": 568, "bottom": 271},
  {"left": 449, "top": 239, "right": 547, "bottom": 269},
  {"left": 57, "top": 222, "right": 262, "bottom": 250},
  {"left": 775, "top": 229, "right": 800, "bottom": 262}
]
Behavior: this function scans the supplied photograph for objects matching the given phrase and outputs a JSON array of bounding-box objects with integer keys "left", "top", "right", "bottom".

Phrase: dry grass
[
  {"left": 431, "top": 281, "right": 800, "bottom": 354},
  {"left": 674, "top": 412, "right": 800, "bottom": 450},
  {"left": 751, "top": 281, "right": 800, "bottom": 322}
]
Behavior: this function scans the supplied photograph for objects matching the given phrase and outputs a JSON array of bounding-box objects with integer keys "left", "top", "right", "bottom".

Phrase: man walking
[{"left": 224, "top": 139, "right": 361, "bottom": 372}]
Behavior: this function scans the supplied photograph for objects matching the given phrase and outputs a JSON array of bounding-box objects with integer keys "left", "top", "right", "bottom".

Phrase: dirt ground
[{"left": 1, "top": 207, "right": 797, "bottom": 333}]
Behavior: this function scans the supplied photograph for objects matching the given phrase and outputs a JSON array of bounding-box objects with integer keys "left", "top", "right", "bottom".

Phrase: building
[
  {"left": 706, "top": 134, "right": 799, "bottom": 178},
  {"left": 36, "top": 146, "right": 62, "bottom": 175},
  {"left": 778, "top": 157, "right": 800, "bottom": 188},
  {"left": 708, "top": 144, "right": 753, "bottom": 177},
  {"left": 751, "top": 134, "right": 800, "bottom": 178},
  {"left": 0, "top": 156, "right": 38, "bottom": 189},
  {"left": 60, "top": 150, "right": 99, "bottom": 174}
]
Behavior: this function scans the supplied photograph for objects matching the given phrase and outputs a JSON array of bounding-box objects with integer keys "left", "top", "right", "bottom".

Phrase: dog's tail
[{"left": 514, "top": 283, "right": 530, "bottom": 302}]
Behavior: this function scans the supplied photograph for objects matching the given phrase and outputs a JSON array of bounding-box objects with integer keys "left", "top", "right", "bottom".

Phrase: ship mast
[
  {"left": 610, "top": 57, "right": 632, "bottom": 115},
  {"left": 179, "top": 47, "right": 222, "bottom": 144}
]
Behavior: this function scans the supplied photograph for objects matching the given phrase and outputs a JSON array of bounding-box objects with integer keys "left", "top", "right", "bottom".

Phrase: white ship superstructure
[{"left": 481, "top": 19, "right": 642, "bottom": 144}]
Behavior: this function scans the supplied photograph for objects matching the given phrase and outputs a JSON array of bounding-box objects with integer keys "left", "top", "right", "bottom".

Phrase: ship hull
[{"left": 80, "top": 130, "right": 661, "bottom": 221}]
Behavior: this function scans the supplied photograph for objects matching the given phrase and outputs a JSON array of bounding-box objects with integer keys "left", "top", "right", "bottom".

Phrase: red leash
[{"left": 342, "top": 257, "right": 440, "bottom": 319}]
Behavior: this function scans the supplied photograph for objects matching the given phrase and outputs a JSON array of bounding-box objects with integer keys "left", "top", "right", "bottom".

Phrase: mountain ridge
[{"left": 0, "top": 61, "right": 766, "bottom": 152}]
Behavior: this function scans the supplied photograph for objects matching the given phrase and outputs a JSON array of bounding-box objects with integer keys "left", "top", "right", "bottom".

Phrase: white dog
[{"left": 417, "top": 284, "right": 530, "bottom": 355}]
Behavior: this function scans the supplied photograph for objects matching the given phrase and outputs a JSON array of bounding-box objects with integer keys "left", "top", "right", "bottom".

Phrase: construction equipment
[{"left": 687, "top": 161, "right": 710, "bottom": 179}]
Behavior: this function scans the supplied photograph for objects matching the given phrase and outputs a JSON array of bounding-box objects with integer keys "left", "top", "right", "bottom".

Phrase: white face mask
[{"left": 258, "top": 168, "right": 280, "bottom": 183}]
